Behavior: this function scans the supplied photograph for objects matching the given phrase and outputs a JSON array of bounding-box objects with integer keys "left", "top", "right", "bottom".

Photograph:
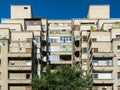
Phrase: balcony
[
  {"left": 93, "top": 79, "right": 114, "bottom": 84},
  {"left": 50, "top": 52, "right": 72, "bottom": 55},
  {"left": 93, "top": 66, "right": 113, "bottom": 71},
  {"left": 74, "top": 40, "right": 79, "bottom": 47},
  {"left": 8, "top": 66, "right": 31, "bottom": 71},
  {"left": 50, "top": 43, "right": 72, "bottom": 46},
  {"left": 113, "top": 22, "right": 120, "bottom": 28},
  {"left": 49, "top": 29, "right": 72, "bottom": 35},
  {"left": 92, "top": 52, "right": 114, "bottom": 58},
  {"left": 8, "top": 79, "right": 31, "bottom": 84},
  {"left": 27, "top": 25, "right": 41, "bottom": 31},
  {"left": 50, "top": 60, "right": 72, "bottom": 64},
  {"left": 8, "top": 53, "right": 31, "bottom": 57},
  {"left": 93, "top": 72, "right": 114, "bottom": 84}
]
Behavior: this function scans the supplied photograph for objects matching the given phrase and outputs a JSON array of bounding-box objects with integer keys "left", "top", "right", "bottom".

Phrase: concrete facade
[{"left": 0, "top": 4, "right": 120, "bottom": 90}]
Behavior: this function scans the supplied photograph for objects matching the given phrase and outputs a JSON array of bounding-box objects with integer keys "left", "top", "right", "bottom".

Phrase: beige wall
[
  {"left": 1, "top": 19, "right": 25, "bottom": 30},
  {"left": 0, "top": 28, "right": 10, "bottom": 39},
  {"left": 91, "top": 42, "right": 111, "bottom": 52},
  {"left": 80, "top": 24, "right": 97, "bottom": 31},
  {"left": 26, "top": 25, "right": 41, "bottom": 31},
  {"left": 11, "top": 32, "right": 33, "bottom": 41},
  {"left": 98, "top": 19, "right": 120, "bottom": 30},
  {"left": 10, "top": 86, "right": 31, "bottom": 90},
  {"left": 87, "top": 5, "right": 110, "bottom": 19},
  {"left": 9, "top": 42, "right": 32, "bottom": 53},
  {"left": 72, "top": 19, "right": 97, "bottom": 25},
  {"left": 9, "top": 73, "right": 31, "bottom": 79},
  {"left": 0, "top": 24, "right": 22, "bottom": 31},
  {"left": 0, "top": 40, "right": 9, "bottom": 90},
  {"left": 8, "top": 60, "right": 31, "bottom": 66},
  {"left": 90, "top": 32, "right": 110, "bottom": 41},
  {"left": 112, "top": 40, "right": 120, "bottom": 54},
  {"left": 11, "top": 5, "right": 32, "bottom": 19},
  {"left": 111, "top": 28, "right": 120, "bottom": 39}
]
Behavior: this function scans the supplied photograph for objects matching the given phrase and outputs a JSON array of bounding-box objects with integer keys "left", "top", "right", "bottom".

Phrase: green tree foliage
[
  {"left": 114, "top": 22, "right": 120, "bottom": 27},
  {"left": 32, "top": 64, "right": 92, "bottom": 90}
]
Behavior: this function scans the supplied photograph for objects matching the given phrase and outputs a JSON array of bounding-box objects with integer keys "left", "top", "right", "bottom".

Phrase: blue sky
[{"left": 0, "top": 0, "right": 120, "bottom": 20}]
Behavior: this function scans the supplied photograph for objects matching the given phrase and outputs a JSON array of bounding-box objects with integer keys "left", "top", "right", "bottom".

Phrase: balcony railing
[
  {"left": 8, "top": 66, "right": 32, "bottom": 71},
  {"left": 93, "top": 79, "right": 114, "bottom": 84},
  {"left": 8, "top": 53, "right": 31, "bottom": 57},
  {"left": 8, "top": 79, "right": 31, "bottom": 84}
]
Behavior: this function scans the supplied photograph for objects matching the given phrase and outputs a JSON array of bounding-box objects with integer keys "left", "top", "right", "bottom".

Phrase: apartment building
[
  {"left": 0, "top": 5, "right": 35, "bottom": 90},
  {"left": 0, "top": 4, "right": 120, "bottom": 90},
  {"left": 47, "top": 20, "right": 73, "bottom": 68},
  {"left": 71, "top": 5, "right": 120, "bottom": 90}
]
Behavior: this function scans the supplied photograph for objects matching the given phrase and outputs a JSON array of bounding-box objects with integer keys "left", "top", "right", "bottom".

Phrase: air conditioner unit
[
  {"left": 1, "top": 35, "right": 7, "bottom": 39},
  {"left": 10, "top": 61, "right": 15, "bottom": 65},
  {"left": 9, "top": 44, "right": 12, "bottom": 48},
  {"left": 43, "top": 57, "right": 47, "bottom": 62}
]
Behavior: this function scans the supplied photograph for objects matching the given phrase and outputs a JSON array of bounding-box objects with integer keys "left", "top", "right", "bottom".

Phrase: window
[
  {"left": 49, "top": 46, "right": 59, "bottom": 52},
  {"left": 74, "top": 25, "right": 79, "bottom": 30},
  {"left": 42, "top": 25, "right": 46, "bottom": 31},
  {"left": 82, "top": 36, "right": 87, "bottom": 42},
  {"left": 82, "top": 59, "right": 87, "bottom": 65},
  {"left": 93, "top": 60, "right": 113, "bottom": 66},
  {"left": 93, "top": 72, "right": 112, "bottom": 79},
  {"left": 26, "top": 74, "right": 30, "bottom": 79},
  {"left": 82, "top": 48, "right": 87, "bottom": 53},
  {"left": 59, "top": 46, "right": 72, "bottom": 52},
  {"left": 49, "top": 37, "right": 59, "bottom": 43},
  {"left": 25, "top": 19, "right": 41, "bottom": 25},
  {"left": 83, "top": 71, "right": 87, "bottom": 76},
  {"left": 9, "top": 61, "right": 15, "bottom": 65},
  {"left": 26, "top": 61, "right": 31, "bottom": 66},
  {"left": 91, "top": 38, "right": 97, "bottom": 42},
  {"left": 48, "top": 23, "right": 52, "bottom": 26},
  {"left": 26, "top": 38, "right": 32, "bottom": 42},
  {"left": 60, "top": 29, "right": 66, "bottom": 33},
  {"left": 116, "top": 35, "right": 120, "bottom": 39},
  {"left": 59, "top": 23, "right": 64, "bottom": 27},
  {"left": 118, "top": 59, "right": 120, "bottom": 65},
  {"left": 37, "top": 48, "right": 40, "bottom": 53},
  {"left": 34, "top": 37, "right": 40, "bottom": 42},
  {"left": 49, "top": 30, "right": 60, "bottom": 34},
  {"left": 60, "top": 36, "right": 71, "bottom": 43},
  {"left": 102, "top": 88, "right": 106, "bottom": 90},
  {"left": 118, "top": 72, "right": 120, "bottom": 79},
  {"left": 93, "top": 74, "right": 98, "bottom": 79},
  {"left": 118, "top": 46, "right": 120, "bottom": 52},
  {"left": 92, "top": 48, "right": 98, "bottom": 52},
  {"left": 10, "top": 29, "right": 16, "bottom": 31},
  {"left": 49, "top": 55, "right": 60, "bottom": 62},
  {"left": 54, "top": 23, "right": 58, "bottom": 27},
  {"left": 93, "top": 61, "right": 98, "bottom": 66},
  {"left": 24, "top": 7, "right": 28, "bottom": 9}
]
